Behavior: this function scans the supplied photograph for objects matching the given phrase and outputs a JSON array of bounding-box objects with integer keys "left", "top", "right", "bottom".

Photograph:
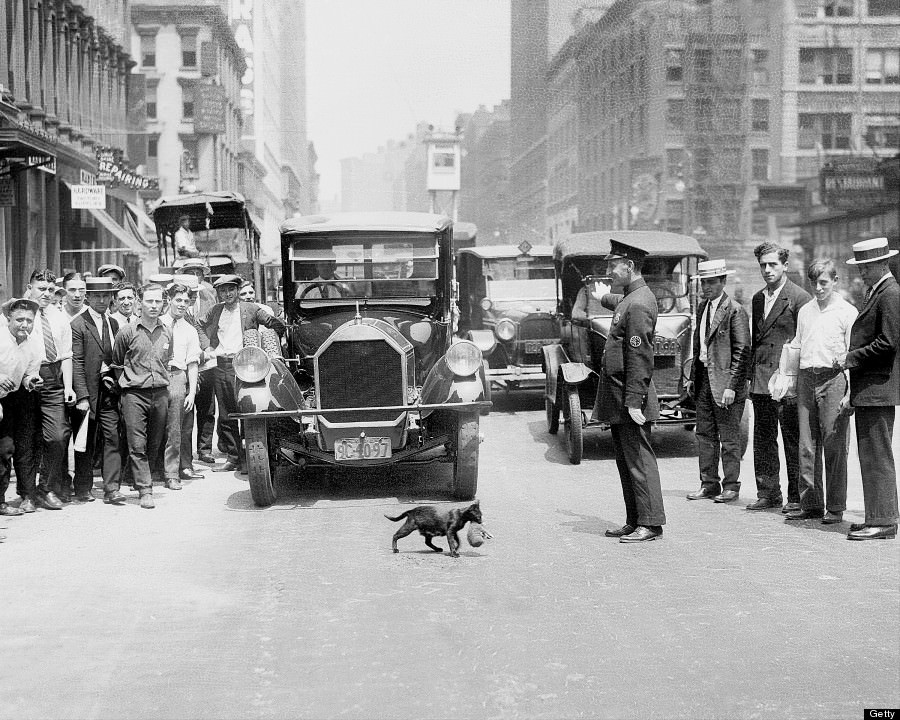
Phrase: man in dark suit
[
  {"left": 747, "top": 243, "right": 812, "bottom": 512},
  {"left": 686, "top": 260, "right": 751, "bottom": 504},
  {"left": 199, "top": 275, "right": 285, "bottom": 472},
  {"left": 72, "top": 277, "right": 126, "bottom": 505},
  {"left": 593, "top": 240, "right": 666, "bottom": 543},
  {"left": 838, "top": 238, "right": 899, "bottom": 541}
]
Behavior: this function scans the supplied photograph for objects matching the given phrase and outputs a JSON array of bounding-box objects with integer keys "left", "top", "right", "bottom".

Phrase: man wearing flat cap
[
  {"left": 685, "top": 260, "right": 751, "bottom": 504},
  {"left": 593, "top": 240, "right": 666, "bottom": 543},
  {"left": 199, "top": 275, "right": 285, "bottom": 472},
  {"left": 97, "top": 264, "right": 125, "bottom": 284},
  {"left": 835, "top": 237, "right": 899, "bottom": 541}
]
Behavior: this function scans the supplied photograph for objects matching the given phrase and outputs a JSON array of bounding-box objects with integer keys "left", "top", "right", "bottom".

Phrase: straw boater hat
[
  {"left": 147, "top": 273, "right": 174, "bottom": 286},
  {"left": 171, "top": 274, "right": 200, "bottom": 289},
  {"left": 84, "top": 276, "right": 115, "bottom": 293},
  {"left": 846, "top": 237, "right": 898, "bottom": 265},
  {"left": 693, "top": 259, "right": 736, "bottom": 280}
]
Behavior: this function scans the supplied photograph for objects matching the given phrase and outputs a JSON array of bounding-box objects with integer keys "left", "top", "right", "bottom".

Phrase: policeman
[{"left": 593, "top": 240, "right": 666, "bottom": 543}]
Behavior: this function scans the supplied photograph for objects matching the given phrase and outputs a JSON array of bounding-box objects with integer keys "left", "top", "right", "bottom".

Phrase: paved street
[{"left": 1, "top": 394, "right": 898, "bottom": 720}]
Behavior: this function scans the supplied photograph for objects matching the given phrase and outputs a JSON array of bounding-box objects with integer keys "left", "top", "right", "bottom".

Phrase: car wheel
[
  {"left": 242, "top": 328, "right": 260, "bottom": 348},
  {"left": 546, "top": 383, "right": 560, "bottom": 435},
  {"left": 565, "top": 388, "right": 583, "bottom": 465},
  {"left": 480, "top": 360, "right": 492, "bottom": 416},
  {"left": 452, "top": 411, "right": 479, "bottom": 500},
  {"left": 245, "top": 418, "right": 276, "bottom": 507}
]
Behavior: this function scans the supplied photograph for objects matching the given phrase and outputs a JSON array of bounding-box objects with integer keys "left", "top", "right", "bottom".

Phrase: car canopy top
[
  {"left": 281, "top": 212, "right": 452, "bottom": 237},
  {"left": 553, "top": 230, "right": 707, "bottom": 264},
  {"left": 457, "top": 244, "right": 553, "bottom": 260},
  {"left": 152, "top": 191, "right": 260, "bottom": 237}
]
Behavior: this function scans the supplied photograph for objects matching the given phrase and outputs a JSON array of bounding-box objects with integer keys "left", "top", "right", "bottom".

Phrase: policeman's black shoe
[
  {"left": 197, "top": 453, "right": 216, "bottom": 464},
  {"left": 686, "top": 488, "right": 718, "bottom": 500},
  {"left": 714, "top": 490, "right": 740, "bottom": 503},
  {"left": 604, "top": 524, "right": 636, "bottom": 538},
  {"left": 103, "top": 491, "right": 128, "bottom": 505},
  {"left": 35, "top": 492, "right": 63, "bottom": 510},
  {"left": 746, "top": 497, "right": 782, "bottom": 511},
  {"left": 619, "top": 526, "right": 662, "bottom": 543}
]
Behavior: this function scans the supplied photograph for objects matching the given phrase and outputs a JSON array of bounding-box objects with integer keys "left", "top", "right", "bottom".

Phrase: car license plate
[
  {"left": 525, "top": 341, "right": 542, "bottom": 354},
  {"left": 335, "top": 437, "right": 391, "bottom": 461}
]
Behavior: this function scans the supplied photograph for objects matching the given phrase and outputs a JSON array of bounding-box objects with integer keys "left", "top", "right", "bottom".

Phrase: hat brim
[
  {"left": 692, "top": 270, "right": 736, "bottom": 279},
  {"left": 846, "top": 249, "right": 899, "bottom": 265}
]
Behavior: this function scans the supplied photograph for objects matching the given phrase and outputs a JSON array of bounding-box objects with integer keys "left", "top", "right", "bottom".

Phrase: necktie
[
  {"left": 863, "top": 288, "right": 872, "bottom": 306},
  {"left": 41, "top": 309, "right": 57, "bottom": 363},
  {"left": 101, "top": 317, "right": 112, "bottom": 358},
  {"left": 705, "top": 302, "right": 712, "bottom": 339}
]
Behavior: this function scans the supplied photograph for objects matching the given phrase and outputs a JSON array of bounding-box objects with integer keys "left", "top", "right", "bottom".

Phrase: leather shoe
[
  {"left": 847, "top": 525, "right": 897, "bottom": 541},
  {"left": 197, "top": 453, "right": 216, "bottom": 464},
  {"left": 139, "top": 494, "right": 155, "bottom": 509},
  {"left": 165, "top": 478, "right": 183, "bottom": 490},
  {"left": 35, "top": 492, "right": 63, "bottom": 510},
  {"left": 821, "top": 511, "right": 843, "bottom": 525},
  {"left": 782, "top": 502, "right": 801, "bottom": 514},
  {"left": 686, "top": 488, "right": 717, "bottom": 500},
  {"left": 103, "top": 490, "right": 128, "bottom": 505},
  {"left": 747, "top": 497, "right": 781, "bottom": 511},
  {"left": 216, "top": 461, "right": 239, "bottom": 472},
  {"left": 57, "top": 492, "right": 73, "bottom": 504},
  {"left": 620, "top": 526, "right": 662, "bottom": 543},
  {"left": 180, "top": 469, "right": 204, "bottom": 480},
  {"left": 605, "top": 524, "right": 636, "bottom": 538},
  {"left": 0, "top": 503, "right": 24, "bottom": 516},
  {"left": 714, "top": 490, "right": 740, "bottom": 503},
  {"left": 849, "top": 522, "right": 867, "bottom": 532},
  {"left": 785, "top": 509, "right": 824, "bottom": 520},
  {"left": 19, "top": 497, "right": 36, "bottom": 513},
  {"left": 73, "top": 492, "right": 96, "bottom": 503}
]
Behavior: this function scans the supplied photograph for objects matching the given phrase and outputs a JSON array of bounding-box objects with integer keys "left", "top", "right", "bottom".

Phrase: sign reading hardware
[{"left": 70, "top": 184, "right": 106, "bottom": 209}]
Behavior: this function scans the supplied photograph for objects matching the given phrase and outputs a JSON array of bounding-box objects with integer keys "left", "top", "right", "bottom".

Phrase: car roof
[
  {"left": 151, "top": 191, "right": 259, "bottom": 235},
  {"left": 554, "top": 230, "right": 707, "bottom": 262},
  {"left": 457, "top": 244, "right": 553, "bottom": 259},
  {"left": 280, "top": 212, "right": 452, "bottom": 236}
]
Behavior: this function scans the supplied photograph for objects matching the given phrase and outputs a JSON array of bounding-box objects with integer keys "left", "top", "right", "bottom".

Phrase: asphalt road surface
[{"left": 1, "top": 393, "right": 898, "bottom": 720}]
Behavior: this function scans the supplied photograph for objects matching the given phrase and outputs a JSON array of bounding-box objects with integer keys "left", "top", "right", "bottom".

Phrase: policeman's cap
[{"left": 603, "top": 240, "right": 648, "bottom": 264}]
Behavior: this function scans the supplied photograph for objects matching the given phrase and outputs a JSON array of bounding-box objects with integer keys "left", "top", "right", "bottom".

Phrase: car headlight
[
  {"left": 446, "top": 340, "right": 483, "bottom": 377},
  {"left": 495, "top": 319, "right": 516, "bottom": 342},
  {"left": 480, "top": 298, "right": 493, "bottom": 311},
  {"left": 234, "top": 346, "right": 271, "bottom": 383}
]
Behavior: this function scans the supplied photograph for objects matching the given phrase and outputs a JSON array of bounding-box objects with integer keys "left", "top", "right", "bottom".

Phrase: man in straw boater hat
[
  {"left": 835, "top": 237, "right": 899, "bottom": 540},
  {"left": 592, "top": 239, "right": 666, "bottom": 543},
  {"left": 685, "top": 260, "right": 751, "bottom": 505}
]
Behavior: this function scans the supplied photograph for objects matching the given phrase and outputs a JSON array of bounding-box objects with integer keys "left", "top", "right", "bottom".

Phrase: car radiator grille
[
  {"left": 318, "top": 340, "right": 404, "bottom": 423},
  {"left": 653, "top": 356, "right": 680, "bottom": 397},
  {"left": 517, "top": 316, "right": 556, "bottom": 341}
]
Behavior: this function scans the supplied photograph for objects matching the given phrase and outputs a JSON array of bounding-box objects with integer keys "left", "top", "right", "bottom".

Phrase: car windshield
[
  {"left": 290, "top": 235, "right": 439, "bottom": 303},
  {"left": 481, "top": 256, "right": 556, "bottom": 304}
]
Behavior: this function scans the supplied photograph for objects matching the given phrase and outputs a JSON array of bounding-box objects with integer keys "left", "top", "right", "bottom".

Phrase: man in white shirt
[
  {"left": 174, "top": 214, "right": 199, "bottom": 258},
  {"left": 160, "top": 282, "right": 202, "bottom": 489},
  {"left": 0, "top": 298, "right": 42, "bottom": 517},
  {"left": 110, "top": 282, "right": 138, "bottom": 327},
  {"left": 61, "top": 271, "right": 87, "bottom": 319}
]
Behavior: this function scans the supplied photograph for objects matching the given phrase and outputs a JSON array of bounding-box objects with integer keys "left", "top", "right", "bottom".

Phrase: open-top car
[
  {"left": 456, "top": 243, "right": 558, "bottom": 399},
  {"left": 230, "top": 212, "right": 490, "bottom": 506},
  {"left": 544, "top": 230, "right": 721, "bottom": 464}
]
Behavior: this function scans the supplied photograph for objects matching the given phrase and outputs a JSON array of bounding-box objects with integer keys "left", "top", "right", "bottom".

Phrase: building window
[
  {"left": 182, "top": 85, "right": 194, "bottom": 119},
  {"left": 798, "top": 113, "right": 851, "bottom": 149},
  {"left": 825, "top": 0, "right": 854, "bottom": 15},
  {"left": 147, "top": 136, "right": 159, "bottom": 175},
  {"left": 180, "top": 32, "right": 198, "bottom": 68},
  {"left": 666, "top": 199, "right": 684, "bottom": 233},
  {"left": 752, "top": 149, "right": 770, "bottom": 181},
  {"left": 693, "top": 49, "right": 713, "bottom": 83},
  {"left": 667, "top": 99, "right": 685, "bottom": 132},
  {"left": 666, "top": 49, "right": 683, "bottom": 82},
  {"left": 866, "top": 49, "right": 900, "bottom": 84},
  {"left": 864, "top": 114, "right": 900, "bottom": 149},
  {"left": 752, "top": 99, "right": 770, "bottom": 131},
  {"left": 799, "top": 48, "right": 853, "bottom": 84},
  {"left": 146, "top": 85, "right": 157, "bottom": 120},
  {"left": 867, "top": 0, "right": 898, "bottom": 14},
  {"left": 752, "top": 49, "right": 769, "bottom": 83},
  {"left": 140, "top": 34, "right": 156, "bottom": 68}
]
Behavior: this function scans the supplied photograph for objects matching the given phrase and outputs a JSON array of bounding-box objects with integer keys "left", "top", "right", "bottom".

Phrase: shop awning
[{"left": 0, "top": 127, "right": 57, "bottom": 175}]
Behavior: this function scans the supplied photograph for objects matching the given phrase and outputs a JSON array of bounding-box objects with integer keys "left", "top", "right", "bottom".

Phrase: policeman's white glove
[
  {"left": 590, "top": 281, "right": 611, "bottom": 300},
  {"left": 628, "top": 407, "right": 646, "bottom": 425}
]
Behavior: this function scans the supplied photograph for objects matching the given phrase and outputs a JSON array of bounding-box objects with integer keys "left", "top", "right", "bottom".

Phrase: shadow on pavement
[{"left": 555, "top": 507, "right": 623, "bottom": 536}]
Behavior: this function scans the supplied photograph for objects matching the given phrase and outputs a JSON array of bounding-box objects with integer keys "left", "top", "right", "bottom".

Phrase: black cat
[{"left": 385, "top": 501, "right": 482, "bottom": 557}]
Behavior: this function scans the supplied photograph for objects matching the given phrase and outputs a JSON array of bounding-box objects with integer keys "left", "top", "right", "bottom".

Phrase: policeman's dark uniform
[{"left": 593, "top": 242, "right": 667, "bottom": 531}]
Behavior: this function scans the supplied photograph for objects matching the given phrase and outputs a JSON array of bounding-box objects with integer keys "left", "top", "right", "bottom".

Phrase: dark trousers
[
  {"left": 751, "top": 393, "right": 800, "bottom": 503},
  {"left": 797, "top": 369, "right": 850, "bottom": 513},
  {"left": 213, "top": 362, "right": 241, "bottom": 464},
  {"left": 14, "top": 364, "right": 69, "bottom": 499},
  {"left": 855, "top": 406, "right": 898, "bottom": 526},
  {"left": 611, "top": 421, "right": 666, "bottom": 528},
  {"left": 164, "top": 370, "right": 194, "bottom": 480},
  {"left": 120, "top": 387, "right": 168, "bottom": 494},
  {"left": 195, "top": 367, "right": 216, "bottom": 455},
  {"left": 0, "top": 395, "right": 18, "bottom": 501},
  {"left": 72, "top": 391, "right": 122, "bottom": 496},
  {"left": 695, "top": 367, "right": 745, "bottom": 494}
]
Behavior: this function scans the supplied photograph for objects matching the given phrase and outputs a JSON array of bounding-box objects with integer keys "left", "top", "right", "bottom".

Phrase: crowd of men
[{"left": 0, "top": 259, "right": 284, "bottom": 538}]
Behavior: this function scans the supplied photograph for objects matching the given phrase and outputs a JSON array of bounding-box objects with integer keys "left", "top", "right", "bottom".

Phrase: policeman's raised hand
[
  {"left": 720, "top": 388, "right": 735, "bottom": 408},
  {"left": 591, "top": 281, "right": 611, "bottom": 299},
  {"left": 628, "top": 407, "right": 646, "bottom": 425},
  {"left": 76, "top": 399, "right": 90, "bottom": 414}
]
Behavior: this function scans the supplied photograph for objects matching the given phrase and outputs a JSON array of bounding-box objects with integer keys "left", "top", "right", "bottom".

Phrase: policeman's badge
[
  {"left": 613, "top": 313, "right": 621, "bottom": 325},
  {"left": 629, "top": 335, "right": 642, "bottom": 348}
]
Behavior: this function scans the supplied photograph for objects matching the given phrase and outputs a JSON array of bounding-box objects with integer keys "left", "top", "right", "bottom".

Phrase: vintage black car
[
  {"left": 544, "top": 230, "right": 738, "bottom": 464},
  {"left": 456, "top": 243, "right": 558, "bottom": 399},
  {"left": 230, "top": 212, "right": 490, "bottom": 506}
]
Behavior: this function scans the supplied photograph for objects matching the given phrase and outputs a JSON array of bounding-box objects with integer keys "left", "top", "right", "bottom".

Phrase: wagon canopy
[{"left": 152, "top": 191, "right": 260, "bottom": 237}]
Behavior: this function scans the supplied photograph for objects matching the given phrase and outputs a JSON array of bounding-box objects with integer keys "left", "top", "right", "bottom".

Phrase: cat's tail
[{"left": 384, "top": 511, "right": 411, "bottom": 522}]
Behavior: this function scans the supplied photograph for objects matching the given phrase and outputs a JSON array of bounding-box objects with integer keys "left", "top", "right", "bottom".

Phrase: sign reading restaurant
[{"left": 820, "top": 157, "right": 889, "bottom": 210}]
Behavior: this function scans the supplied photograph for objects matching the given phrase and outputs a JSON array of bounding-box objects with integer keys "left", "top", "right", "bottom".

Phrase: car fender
[
  {"left": 419, "top": 354, "right": 486, "bottom": 417},
  {"left": 542, "top": 343, "right": 571, "bottom": 400},
  {"left": 467, "top": 329, "right": 496, "bottom": 355},
  {"left": 235, "top": 357, "right": 305, "bottom": 415},
  {"left": 560, "top": 362, "right": 592, "bottom": 386}
]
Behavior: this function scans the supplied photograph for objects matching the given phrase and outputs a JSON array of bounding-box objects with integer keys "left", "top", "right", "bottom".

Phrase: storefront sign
[
  {"left": 195, "top": 84, "right": 227, "bottom": 134},
  {"left": 95, "top": 146, "right": 157, "bottom": 190},
  {"left": 71, "top": 184, "right": 107, "bottom": 209},
  {"left": 820, "top": 157, "right": 888, "bottom": 210},
  {"left": 757, "top": 185, "right": 807, "bottom": 213}
]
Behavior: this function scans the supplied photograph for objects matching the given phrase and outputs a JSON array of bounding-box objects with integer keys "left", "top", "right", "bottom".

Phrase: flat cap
[
  {"left": 97, "top": 264, "right": 126, "bottom": 278},
  {"left": 213, "top": 274, "right": 241, "bottom": 288}
]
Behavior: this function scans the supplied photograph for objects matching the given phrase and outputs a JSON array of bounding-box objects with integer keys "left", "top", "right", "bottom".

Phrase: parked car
[
  {"left": 543, "top": 230, "right": 749, "bottom": 464},
  {"left": 456, "top": 243, "right": 558, "bottom": 400},
  {"left": 230, "top": 212, "right": 491, "bottom": 506}
]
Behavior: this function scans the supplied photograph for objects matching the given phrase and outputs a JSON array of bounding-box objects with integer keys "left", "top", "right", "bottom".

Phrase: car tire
[
  {"left": 565, "top": 388, "right": 583, "bottom": 465},
  {"left": 242, "top": 328, "right": 261, "bottom": 348},
  {"left": 260, "top": 328, "right": 282, "bottom": 358},
  {"left": 480, "top": 360, "right": 492, "bottom": 416},
  {"left": 546, "top": 384, "right": 560, "bottom": 435},
  {"left": 452, "top": 411, "right": 479, "bottom": 500},
  {"left": 245, "top": 418, "right": 276, "bottom": 507}
]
